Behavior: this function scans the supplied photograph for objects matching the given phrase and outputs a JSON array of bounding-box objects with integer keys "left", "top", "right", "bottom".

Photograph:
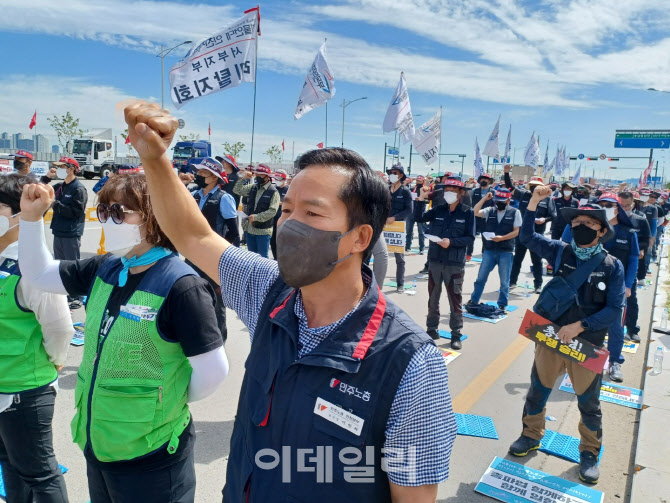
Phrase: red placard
[{"left": 519, "top": 310, "right": 609, "bottom": 374}]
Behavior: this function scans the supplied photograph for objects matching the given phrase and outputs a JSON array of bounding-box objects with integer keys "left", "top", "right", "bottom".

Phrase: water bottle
[
  {"left": 663, "top": 309, "right": 668, "bottom": 330},
  {"left": 651, "top": 347, "right": 664, "bottom": 376},
  {"left": 412, "top": 278, "right": 417, "bottom": 291},
  {"left": 525, "top": 280, "right": 530, "bottom": 298}
]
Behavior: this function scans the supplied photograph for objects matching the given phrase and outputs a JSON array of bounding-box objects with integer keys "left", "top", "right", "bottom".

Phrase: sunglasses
[{"left": 97, "top": 203, "right": 137, "bottom": 224}]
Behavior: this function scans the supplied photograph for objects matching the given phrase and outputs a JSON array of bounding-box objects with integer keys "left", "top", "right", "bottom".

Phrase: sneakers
[
  {"left": 466, "top": 255, "right": 472, "bottom": 262},
  {"left": 419, "top": 250, "right": 424, "bottom": 255},
  {"left": 427, "top": 329, "right": 440, "bottom": 340},
  {"left": 609, "top": 362, "right": 623, "bottom": 382},
  {"left": 450, "top": 334, "right": 462, "bottom": 350},
  {"left": 630, "top": 332, "right": 641, "bottom": 343},
  {"left": 534, "top": 287, "right": 542, "bottom": 294},
  {"left": 419, "top": 267, "right": 429, "bottom": 274},
  {"left": 508, "top": 435, "right": 541, "bottom": 457},
  {"left": 579, "top": 451, "right": 600, "bottom": 484},
  {"left": 68, "top": 299, "right": 83, "bottom": 310},
  {"left": 498, "top": 305, "right": 507, "bottom": 314},
  {"left": 509, "top": 283, "right": 517, "bottom": 291},
  {"left": 396, "top": 285, "right": 404, "bottom": 294}
]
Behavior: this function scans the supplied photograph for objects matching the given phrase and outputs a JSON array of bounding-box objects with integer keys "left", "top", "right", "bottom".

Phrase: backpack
[
  {"left": 465, "top": 303, "right": 505, "bottom": 319},
  {"left": 534, "top": 246, "right": 606, "bottom": 321}
]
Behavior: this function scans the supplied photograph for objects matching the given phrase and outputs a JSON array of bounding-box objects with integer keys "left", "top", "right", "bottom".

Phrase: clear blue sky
[{"left": 1, "top": 0, "right": 670, "bottom": 180}]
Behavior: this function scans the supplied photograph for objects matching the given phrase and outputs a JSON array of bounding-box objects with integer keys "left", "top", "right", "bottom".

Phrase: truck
[
  {"left": 172, "top": 140, "right": 211, "bottom": 172},
  {"left": 68, "top": 128, "right": 118, "bottom": 179}
]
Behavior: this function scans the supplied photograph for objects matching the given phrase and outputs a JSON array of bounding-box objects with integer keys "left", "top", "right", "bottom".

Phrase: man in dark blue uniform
[
  {"left": 413, "top": 176, "right": 475, "bottom": 349},
  {"left": 551, "top": 182, "right": 578, "bottom": 240},
  {"left": 386, "top": 164, "right": 413, "bottom": 293},
  {"left": 466, "top": 173, "right": 494, "bottom": 261}
]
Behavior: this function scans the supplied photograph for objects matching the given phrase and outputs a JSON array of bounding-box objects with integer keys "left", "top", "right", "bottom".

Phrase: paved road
[{"left": 43, "top": 178, "right": 654, "bottom": 502}]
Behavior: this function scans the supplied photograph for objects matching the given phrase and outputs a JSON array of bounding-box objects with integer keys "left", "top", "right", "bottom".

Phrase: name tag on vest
[
  {"left": 120, "top": 304, "right": 159, "bottom": 322},
  {"left": 314, "top": 397, "right": 364, "bottom": 436}
]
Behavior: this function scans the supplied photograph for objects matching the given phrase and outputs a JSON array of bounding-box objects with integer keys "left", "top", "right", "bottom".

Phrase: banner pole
[{"left": 249, "top": 26, "right": 259, "bottom": 164}]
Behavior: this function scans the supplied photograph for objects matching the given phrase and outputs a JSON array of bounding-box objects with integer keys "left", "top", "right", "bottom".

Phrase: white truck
[{"left": 67, "top": 128, "right": 134, "bottom": 179}]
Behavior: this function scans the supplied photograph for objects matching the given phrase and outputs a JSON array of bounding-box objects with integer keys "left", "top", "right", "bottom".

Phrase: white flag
[
  {"left": 564, "top": 149, "right": 570, "bottom": 174},
  {"left": 169, "top": 10, "right": 259, "bottom": 109},
  {"left": 542, "top": 142, "right": 549, "bottom": 176},
  {"left": 503, "top": 125, "right": 511, "bottom": 163},
  {"left": 571, "top": 164, "right": 581, "bottom": 185},
  {"left": 294, "top": 42, "right": 335, "bottom": 120},
  {"left": 383, "top": 72, "right": 415, "bottom": 144},
  {"left": 482, "top": 115, "right": 500, "bottom": 158},
  {"left": 411, "top": 109, "right": 441, "bottom": 165},
  {"left": 553, "top": 146, "right": 561, "bottom": 175},
  {"left": 524, "top": 132, "right": 540, "bottom": 170},
  {"left": 474, "top": 138, "right": 484, "bottom": 179}
]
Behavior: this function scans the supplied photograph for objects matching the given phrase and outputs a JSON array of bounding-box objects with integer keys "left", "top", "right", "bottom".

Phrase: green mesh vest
[
  {"left": 0, "top": 264, "right": 58, "bottom": 393},
  {"left": 71, "top": 255, "right": 194, "bottom": 462}
]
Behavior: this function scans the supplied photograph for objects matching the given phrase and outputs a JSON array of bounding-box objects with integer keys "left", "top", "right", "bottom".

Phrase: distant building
[
  {"left": 52, "top": 145, "right": 60, "bottom": 153},
  {"left": 0, "top": 139, "right": 10, "bottom": 149},
  {"left": 33, "top": 134, "right": 48, "bottom": 152},
  {"left": 17, "top": 138, "right": 34, "bottom": 151}
]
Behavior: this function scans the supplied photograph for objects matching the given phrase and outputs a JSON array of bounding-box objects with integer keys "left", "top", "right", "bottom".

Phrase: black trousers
[
  {"left": 87, "top": 449, "right": 196, "bottom": 503},
  {"left": 625, "top": 280, "right": 640, "bottom": 335},
  {"left": 53, "top": 236, "right": 83, "bottom": 303},
  {"left": 185, "top": 260, "right": 227, "bottom": 343},
  {"left": 510, "top": 239, "right": 544, "bottom": 288},
  {"left": 0, "top": 386, "right": 69, "bottom": 503}
]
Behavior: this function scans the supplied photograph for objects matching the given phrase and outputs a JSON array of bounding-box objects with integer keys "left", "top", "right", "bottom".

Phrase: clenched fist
[
  {"left": 124, "top": 102, "right": 179, "bottom": 162},
  {"left": 21, "top": 183, "right": 54, "bottom": 222},
  {"left": 531, "top": 185, "right": 552, "bottom": 201}
]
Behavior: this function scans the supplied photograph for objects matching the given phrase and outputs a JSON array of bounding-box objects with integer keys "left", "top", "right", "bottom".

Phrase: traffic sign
[
  {"left": 599, "top": 153, "right": 606, "bottom": 160},
  {"left": 387, "top": 148, "right": 399, "bottom": 156},
  {"left": 578, "top": 154, "right": 585, "bottom": 159},
  {"left": 614, "top": 130, "right": 670, "bottom": 149}
]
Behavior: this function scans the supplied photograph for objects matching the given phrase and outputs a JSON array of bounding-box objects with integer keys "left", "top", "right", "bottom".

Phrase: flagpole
[
  {"left": 291, "top": 141, "right": 295, "bottom": 173},
  {"left": 249, "top": 12, "right": 259, "bottom": 165},
  {"left": 438, "top": 105, "right": 442, "bottom": 172},
  {"left": 325, "top": 102, "right": 328, "bottom": 147}
]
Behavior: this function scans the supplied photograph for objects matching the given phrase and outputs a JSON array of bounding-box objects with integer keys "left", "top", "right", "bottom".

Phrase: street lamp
[
  {"left": 340, "top": 97, "right": 367, "bottom": 147},
  {"left": 157, "top": 41, "right": 193, "bottom": 108}
]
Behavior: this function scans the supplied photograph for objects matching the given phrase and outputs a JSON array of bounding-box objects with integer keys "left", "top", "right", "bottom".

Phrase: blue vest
[
  {"left": 482, "top": 207, "right": 517, "bottom": 252},
  {"left": 604, "top": 223, "right": 636, "bottom": 273},
  {"left": 223, "top": 272, "right": 432, "bottom": 503}
]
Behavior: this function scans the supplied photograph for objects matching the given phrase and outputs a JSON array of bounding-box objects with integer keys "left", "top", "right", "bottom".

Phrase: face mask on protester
[
  {"left": 255, "top": 176, "right": 267, "bottom": 186},
  {"left": 563, "top": 190, "right": 572, "bottom": 197},
  {"left": 102, "top": 219, "right": 144, "bottom": 257},
  {"left": 444, "top": 192, "right": 459, "bottom": 205},
  {"left": 0, "top": 213, "right": 20, "bottom": 237},
  {"left": 56, "top": 168, "right": 68, "bottom": 179},
  {"left": 389, "top": 174, "right": 399, "bottom": 184},
  {"left": 640, "top": 195, "right": 649, "bottom": 202},
  {"left": 604, "top": 207, "right": 616, "bottom": 221},
  {"left": 572, "top": 224, "right": 599, "bottom": 246},
  {"left": 194, "top": 174, "right": 208, "bottom": 188},
  {"left": 13, "top": 160, "right": 26, "bottom": 171},
  {"left": 277, "top": 219, "right": 356, "bottom": 288},
  {"left": 625, "top": 209, "right": 633, "bottom": 217},
  {"left": 496, "top": 201, "right": 507, "bottom": 211}
]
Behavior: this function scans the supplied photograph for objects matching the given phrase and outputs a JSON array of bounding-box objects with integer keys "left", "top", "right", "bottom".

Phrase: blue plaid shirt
[{"left": 219, "top": 246, "right": 456, "bottom": 486}]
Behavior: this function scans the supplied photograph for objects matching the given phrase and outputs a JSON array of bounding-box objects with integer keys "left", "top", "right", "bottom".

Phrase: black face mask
[
  {"left": 496, "top": 201, "right": 507, "bottom": 211},
  {"left": 572, "top": 224, "right": 599, "bottom": 246},
  {"left": 194, "top": 174, "right": 208, "bottom": 188},
  {"left": 13, "top": 160, "right": 26, "bottom": 171},
  {"left": 480, "top": 182, "right": 488, "bottom": 188},
  {"left": 255, "top": 176, "right": 266, "bottom": 185}
]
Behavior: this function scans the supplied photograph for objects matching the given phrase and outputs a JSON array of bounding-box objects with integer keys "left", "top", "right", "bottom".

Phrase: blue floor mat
[
  {"left": 438, "top": 330, "right": 468, "bottom": 341},
  {"left": 0, "top": 465, "right": 68, "bottom": 498},
  {"left": 454, "top": 413, "right": 499, "bottom": 439},
  {"left": 463, "top": 313, "right": 506, "bottom": 324},
  {"left": 71, "top": 322, "right": 85, "bottom": 346},
  {"left": 539, "top": 430, "right": 603, "bottom": 465},
  {"left": 471, "top": 257, "right": 482, "bottom": 262},
  {"left": 484, "top": 302, "right": 518, "bottom": 312}
]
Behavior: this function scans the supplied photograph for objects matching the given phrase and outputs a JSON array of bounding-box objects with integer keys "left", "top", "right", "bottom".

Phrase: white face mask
[
  {"left": 389, "top": 174, "right": 399, "bottom": 184},
  {"left": 640, "top": 196, "right": 649, "bottom": 202},
  {"left": 56, "top": 168, "right": 68, "bottom": 179},
  {"left": 444, "top": 192, "right": 459, "bottom": 205},
  {"left": 604, "top": 207, "right": 616, "bottom": 221},
  {"left": 0, "top": 213, "right": 20, "bottom": 237},
  {"left": 625, "top": 209, "right": 633, "bottom": 216},
  {"left": 563, "top": 190, "right": 572, "bottom": 197},
  {"left": 102, "top": 220, "right": 144, "bottom": 257}
]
